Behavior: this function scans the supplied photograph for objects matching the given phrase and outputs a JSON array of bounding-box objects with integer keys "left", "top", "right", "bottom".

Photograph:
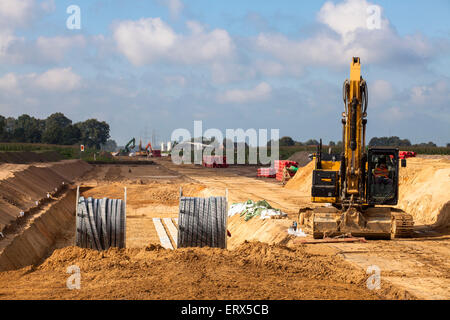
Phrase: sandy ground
[{"left": 0, "top": 156, "right": 449, "bottom": 299}]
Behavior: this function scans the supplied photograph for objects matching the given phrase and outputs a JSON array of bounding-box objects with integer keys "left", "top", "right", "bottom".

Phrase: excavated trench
[
  {"left": 0, "top": 189, "right": 77, "bottom": 271},
  {"left": 0, "top": 160, "right": 92, "bottom": 271}
]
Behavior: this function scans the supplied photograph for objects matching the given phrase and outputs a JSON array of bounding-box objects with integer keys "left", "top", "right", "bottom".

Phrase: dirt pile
[
  {"left": 397, "top": 158, "right": 450, "bottom": 227},
  {"left": 227, "top": 214, "right": 292, "bottom": 249},
  {"left": 0, "top": 151, "right": 63, "bottom": 164},
  {"left": 0, "top": 241, "right": 387, "bottom": 300},
  {"left": 0, "top": 160, "right": 91, "bottom": 232},
  {"left": 284, "top": 160, "right": 314, "bottom": 193}
]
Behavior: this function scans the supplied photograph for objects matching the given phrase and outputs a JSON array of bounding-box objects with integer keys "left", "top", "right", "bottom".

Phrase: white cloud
[
  {"left": 256, "top": 0, "right": 440, "bottom": 70},
  {"left": 371, "top": 79, "right": 450, "bottom": 124},
  {"left": 36, "top": 35, "right": 86, "bottom": 62},
  {"left": 218, "top": 82, "right": 272, "bottom": 103},
  {"left": 370, "top": 80, "right": 394, "bottom": 106},
  {"left": 160, "top": 0, "right": 184, "bottom": 18},
  {"left": 409, "top": 80, "right": 449, "bottom": 108},
  {"left": 0, "top": 73, "right": 19, "bottom": 92},
  {"left": 0, "top": 0, "right": 35, "bottom": 28},
  {"left": 113, "top": 18, "right": 234, "bottom": 66},
  {"left": 34, "top": 67, "right": 81, "bottom": 92},
  {"left": 256, "top": 32, "right": 348, "bottom": 69},
  {"left": 40, "top": 0, "right": 56, "bottom": 13},
  {"left": 113, "top": 18, "right": 177, "bottom": 65},
  {"left": 317, "top": 0, "right": 389, "bottom": 41},
  {"left": 0, "top": 68, "right": 82, "bottom": 115},
  {"left": 0, "top": 30, "right": 19, "bottom": 61}
]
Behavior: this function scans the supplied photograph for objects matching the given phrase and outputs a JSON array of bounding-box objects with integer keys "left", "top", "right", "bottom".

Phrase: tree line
[
  {"left": 0, "top": 113, "right": 111, "bottom": 149},
  {"left": 274, "top": 136, "right": 444, "bottom": 148}
]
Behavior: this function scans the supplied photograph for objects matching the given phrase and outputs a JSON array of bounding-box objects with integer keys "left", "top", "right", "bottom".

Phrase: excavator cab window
[{"left": 367, "top": 148, "right": 399, "bottom": 205}]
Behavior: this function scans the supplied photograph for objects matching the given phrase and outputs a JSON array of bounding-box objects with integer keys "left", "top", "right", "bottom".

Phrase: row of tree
[
  {"left": 276, "top": 136, "right": 442, "bottom": 148},
  {"left": 0, "top": 113, "right": 111, "bottom": 149},
  {"left": 368, "top": 136, "right": 439, "bottom": 147}
]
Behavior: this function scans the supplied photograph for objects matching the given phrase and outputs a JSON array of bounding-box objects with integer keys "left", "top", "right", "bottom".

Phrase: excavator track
[{"left": 391, "top": 212, "right": 414, "bottom": 238}]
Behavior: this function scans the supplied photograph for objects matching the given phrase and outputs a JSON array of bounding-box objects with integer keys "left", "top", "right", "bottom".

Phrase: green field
[{"left": 1, "top": 142, "right": 449, "bottom": 164}]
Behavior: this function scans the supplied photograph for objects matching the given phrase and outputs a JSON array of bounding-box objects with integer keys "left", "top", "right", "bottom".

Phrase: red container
[
  {"left": 273, "top": 160, "right": 298, "bottom": 172},
  {"left": 273, "top": 160, "right": 298, "bottom": 181},
  {"left": 152, "top": 150, "right": 161, "bottom": 157},
  {"left": 399, "top": 151, "right": 416, "bottom": 159},
  {"left": 276, "top": 171, "right": 284, "bottom": 181},
  {"left": 257, "top": 167, "right": 276, "bottom": 178}
]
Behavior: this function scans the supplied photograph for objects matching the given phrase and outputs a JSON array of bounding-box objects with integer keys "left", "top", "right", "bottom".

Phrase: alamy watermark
[
  {"left": 170, "top": 121, "right": 279, "bottom": 166},
  {"left": 366, "top": 265, "right": 381, "bottom": 290},
  {"left": 66, "top": 5, "right": 81, "bottom": 30},
  {"left": 366, "top": 5, "right": 381, "bottom": 30},
  {"left": 66, "top": 264, "right": 81, "bottom": 290}
]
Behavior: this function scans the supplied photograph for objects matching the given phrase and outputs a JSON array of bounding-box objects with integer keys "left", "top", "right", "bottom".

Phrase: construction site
[
  {"left": 0, "top": 146, "right": 448, "bottom": 300},
  {"left": 0, "top": 0, "right": 449, "bottom": 306}
]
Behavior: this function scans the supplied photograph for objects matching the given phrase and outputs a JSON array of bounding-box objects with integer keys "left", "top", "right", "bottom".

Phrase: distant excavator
[
  {"left": 299, "top": 57, "right": 414, "bottom": 239},
  {"left": 135, "top": 140, "right": 161, "bottom": 157},
  {"left": 116, "top": 138, "right": 136, "bottom": 156}
]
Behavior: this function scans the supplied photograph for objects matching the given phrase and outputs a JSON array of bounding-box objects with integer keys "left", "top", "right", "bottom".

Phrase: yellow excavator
[{"left": 300, "top": 57, "right": 414, "bottom": 239}]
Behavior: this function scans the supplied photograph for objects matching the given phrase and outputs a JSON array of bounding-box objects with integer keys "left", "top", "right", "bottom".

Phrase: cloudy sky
[{"left": 0, "top": 0, "right": 449, "bottom": 145}]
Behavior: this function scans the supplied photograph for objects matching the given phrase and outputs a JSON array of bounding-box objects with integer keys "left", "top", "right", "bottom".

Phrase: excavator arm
[
  {"left": 342, "top": 57, "right": 368, "bottom": 201},
  {"left": 145, "top": 142, "right": 153, "bottom": 153},
  {"left": 124, "top": 138, "right": 136, "bottom": 153}
]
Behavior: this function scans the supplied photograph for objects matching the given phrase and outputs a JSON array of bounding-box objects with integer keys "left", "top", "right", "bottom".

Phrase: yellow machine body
[{"left": 304, "top": 57, "right": 414, "bottom": 239}]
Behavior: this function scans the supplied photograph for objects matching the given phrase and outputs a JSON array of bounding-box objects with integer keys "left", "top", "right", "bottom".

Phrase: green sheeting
[{"left": 235, "top": 199, "right": 282, "bottom": 221}]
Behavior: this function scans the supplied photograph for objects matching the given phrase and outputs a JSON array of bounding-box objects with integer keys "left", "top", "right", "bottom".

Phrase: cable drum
[
  {"left": 75, "top": 195, "right": 126, "bottom": 250},
  {"left": 177, "top": 188, "right": 228, "bottom": 249}
]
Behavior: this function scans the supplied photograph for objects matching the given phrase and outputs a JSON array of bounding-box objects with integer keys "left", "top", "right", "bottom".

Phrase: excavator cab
[{"left": 367, "top": 147, "right": 399, "bottom": 205}]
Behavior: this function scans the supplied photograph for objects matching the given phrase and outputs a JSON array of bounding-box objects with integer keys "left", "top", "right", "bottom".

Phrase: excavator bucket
[
  {"left": 301, "top": 206, "right": 414, "bottom": 239},
  {"left": 312, "top": 207, "right": 391, "bottom": 239},
  {"left": 299, "top": 206, "right": 414, "bottom": 239}
]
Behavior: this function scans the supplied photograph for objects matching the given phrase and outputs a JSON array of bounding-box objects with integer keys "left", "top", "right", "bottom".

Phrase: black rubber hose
[
  {"left": 340, "top": 153, "right": 346, "bottom": 196},
  {"left": 350, "top": 99, "right": 357, "bottom": 151},
  {"left": 361, "top": 81, "right": 368, "bottom": 114},
  {"left": 360, "top": 153, "right": 367, "bottom": 200}
]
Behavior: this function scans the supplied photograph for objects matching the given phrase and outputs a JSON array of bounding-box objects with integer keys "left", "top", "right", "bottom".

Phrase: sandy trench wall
[
  {"left": 284, "top": 157, "right": 450, "bottom": 228},
  {"left": 0, "top": 160, "right": 91, "bottom": 232},
  {"left": 0, "top": 190, "right": 76, "bottom": 271}
]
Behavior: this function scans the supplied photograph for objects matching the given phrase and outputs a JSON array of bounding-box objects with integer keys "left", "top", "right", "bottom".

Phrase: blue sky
[{"left": 0, "top": 0, "right": 449, "bottom": 145}]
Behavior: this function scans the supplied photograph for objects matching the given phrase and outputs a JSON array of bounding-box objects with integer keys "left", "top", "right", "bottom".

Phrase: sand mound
[
  {"left": 284, "top": 160, "right": 314, "bottom": 192},
  {"left": 0, "top": 160, "right": 91, "bottom": 232},
  {"left": 0, "top": 241, "right": 385, "bottom": 300},
  {"left": 0, "top": 151, "right": 63, "bottom": 164},
  {"left": 396, "top": 158, "right": 450, "bottom": 227}
]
